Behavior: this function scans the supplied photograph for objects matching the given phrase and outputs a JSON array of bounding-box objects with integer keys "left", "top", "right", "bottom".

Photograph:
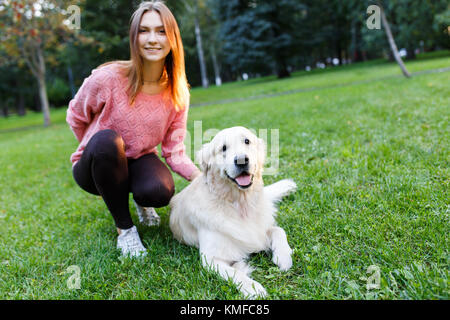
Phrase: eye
[
  {"left": 159, "top": 29, "right": 166, "bottom": 34},
  {"left": 222, "top": 145, "right": 227, "bottom": 152},
  {"left": 244, "top": 138, "right": 250, "bottom": 145}
]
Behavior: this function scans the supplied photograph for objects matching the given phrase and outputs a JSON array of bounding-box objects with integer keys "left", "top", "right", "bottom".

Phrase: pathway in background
[{"left": 191, "top": 67, "right": 450, "bottom": 108}]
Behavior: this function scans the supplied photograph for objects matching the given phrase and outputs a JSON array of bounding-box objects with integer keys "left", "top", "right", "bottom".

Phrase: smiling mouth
[
  {"left": 144, "top": 48, "right": 161, "bottom": 52},
  {"left": 226, "top": 172, "right": 253, "bottom": 189}
]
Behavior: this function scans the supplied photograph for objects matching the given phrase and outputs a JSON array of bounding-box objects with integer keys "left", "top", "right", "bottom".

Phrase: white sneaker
[
  {"left": 117, "top": 226, "right": 147, "bottom": 258},
  {"left": 134, "top": 200, "right": 161, "bottom": 226}
]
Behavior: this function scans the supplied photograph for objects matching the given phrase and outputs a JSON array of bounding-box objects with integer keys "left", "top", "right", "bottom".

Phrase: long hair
[{"left": 98, "top": 1, "right": 189, "bottom": 111}]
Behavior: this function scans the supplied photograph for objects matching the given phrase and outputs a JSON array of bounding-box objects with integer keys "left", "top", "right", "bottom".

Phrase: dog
[{"left": 169, "top": 126, "right": 297, "bottom": 298}]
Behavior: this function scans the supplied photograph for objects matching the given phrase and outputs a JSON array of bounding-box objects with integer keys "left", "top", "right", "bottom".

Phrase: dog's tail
[{"left": 264, "top": 179, "right": 297, "bottom": 204}]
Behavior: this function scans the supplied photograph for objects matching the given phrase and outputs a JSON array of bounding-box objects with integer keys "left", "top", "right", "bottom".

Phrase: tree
[
  {"left": 434, "top": 2, "right": 450, "bottom": 49},
  {"left": 214, "top": 0, "right": 306, "bottom": 79},
  {"left": 0, "top": 0, "right": 81, "bottom": 126},
  {"left": 390, "top": 0, "right": 448, "bottom": 59},
  {"left": 377, "top": 1, "right": 411, "bottom": 78},
  {"left": 0, "top": 45, "right": 26, "bottom": 117},
  {"left": 80, "top": 0, "right": 138, "bottom": 67},
  {"left": 182, "top": 0, "right": 209, "bottom": 88}
]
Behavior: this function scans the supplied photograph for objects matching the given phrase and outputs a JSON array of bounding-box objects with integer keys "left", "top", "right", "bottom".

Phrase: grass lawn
[{"left": 0, "top": 53, "right": 448, "bottom": 299}]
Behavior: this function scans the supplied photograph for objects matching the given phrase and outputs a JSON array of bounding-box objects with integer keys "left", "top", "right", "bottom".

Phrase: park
[{"left": 0, "top": 0, "right": 448, "bottom": 300}]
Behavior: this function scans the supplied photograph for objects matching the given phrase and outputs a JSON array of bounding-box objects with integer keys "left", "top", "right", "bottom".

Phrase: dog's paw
[
  {"left": 265, "top": 179, "right": 298, "bottom": 204},
  {"left": 272, "top": 251, "right": 293, "bottom": 271},
  {"left": 279, "top": 179, "right": 297, "bottom": 196},
  {"left": 240, "top": 279, "right": 267, "bottom": 299}
]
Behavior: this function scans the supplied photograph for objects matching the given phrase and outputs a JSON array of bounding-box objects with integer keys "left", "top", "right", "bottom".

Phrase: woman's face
[{"left": 138, "top": 10, "right": 171, "bottom": 63}]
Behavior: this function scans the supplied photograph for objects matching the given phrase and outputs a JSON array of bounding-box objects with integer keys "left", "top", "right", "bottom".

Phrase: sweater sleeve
[
  {"left": 161, "top": 104, "right": 198, "bottom": 180},
  {"left": 66, "top": 68, "right": 111, "bottom": 142}
]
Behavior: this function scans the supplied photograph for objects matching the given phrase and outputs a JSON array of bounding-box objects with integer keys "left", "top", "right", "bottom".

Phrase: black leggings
[{"left": 72, "top": 129, "right": 175, "bottom": 229}]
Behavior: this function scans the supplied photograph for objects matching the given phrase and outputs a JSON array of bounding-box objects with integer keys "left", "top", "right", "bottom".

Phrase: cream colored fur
[{"left": 169, "top": 126, "right": 297, "bottom": 298}]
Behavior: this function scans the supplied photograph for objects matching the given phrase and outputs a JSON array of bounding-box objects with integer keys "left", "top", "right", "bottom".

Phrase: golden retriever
[{"left": 169, "top": 126, "right": 297, "bottom": 298}]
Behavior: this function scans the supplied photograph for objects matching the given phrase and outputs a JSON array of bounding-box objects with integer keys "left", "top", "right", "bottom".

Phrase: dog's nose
[{"left": 234, "top": 155, "right": 249, "bottom": 168}]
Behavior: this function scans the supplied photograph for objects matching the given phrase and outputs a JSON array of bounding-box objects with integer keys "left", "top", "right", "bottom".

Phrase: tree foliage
[
  {"left": 212, "top": 0, "right": 307, "bottom": 78},
  {"left": 0, "top": 0, "right": 448, "bottom": 118},
  {"left": 0, "top": 0, "right": 86, "bottom": 125}
]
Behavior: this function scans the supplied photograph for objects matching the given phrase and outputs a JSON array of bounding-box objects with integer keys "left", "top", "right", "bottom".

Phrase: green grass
[
  {"left": 190, "top": 50, "right": 450, "bottom": 105},
  {"left": 0, "top": 53, "right": 449, "bottom": 299}
]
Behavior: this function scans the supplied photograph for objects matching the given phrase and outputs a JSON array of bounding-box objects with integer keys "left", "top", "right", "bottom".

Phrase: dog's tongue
[{"left": 235, "top": 173, "right": 252, "bottom": 186}]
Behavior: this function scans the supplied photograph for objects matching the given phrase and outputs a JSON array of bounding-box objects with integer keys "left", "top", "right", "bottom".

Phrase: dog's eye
[
  {"left": 222, "top": 145, "right": 227, "bottom": 152},
  {"left": 244, "top": 138, "right": 250, "bottom": 145}
]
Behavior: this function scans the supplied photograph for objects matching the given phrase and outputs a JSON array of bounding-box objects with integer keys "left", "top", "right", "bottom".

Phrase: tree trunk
[
  {"left": 336, "top": 34, "right": 342, "bottom": 65},
  {"left": 17, "top": 91, "right": 26, "bottom": 116},
  {"left": 275, "top": 54, "right": 290, "bottom": 78},
  {"left": 351, "top": 19, "right": 363, "bottom": 62},
  {"left": 406, "top": 44, "right": 416, "bottom": 60},
  {"left": 19, "top": 37, "right": 51, "bottom": 125},
  {"left": 2, "top": 102, "right": 9, "bottom": 117},
  {"left": 194, "top": 1, "right": 209, "bottom": 88},
  {"left": 37, "top": 47, "right": 51, "bottom": 126},
  {"left": 14, "top": 77, "right": 26, "bottom": 116},
  {"left": 210, "top": 45, "right": 222, "bottom": 86},
  {"left": 378, "top": 3, "right": 411, "bottom": 78},
  {"left": 67, "top": 64, "right": 76, "bottom": 98}
]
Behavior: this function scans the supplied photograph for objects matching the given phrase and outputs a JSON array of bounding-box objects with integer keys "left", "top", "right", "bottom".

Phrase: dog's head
[{"left": 196, "top": 126, "right": 266, "bottom": 190}]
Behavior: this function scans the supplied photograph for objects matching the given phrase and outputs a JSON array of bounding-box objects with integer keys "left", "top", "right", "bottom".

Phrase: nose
[
  {"left": 147, "top": 31, "right": 157, "bottom": 43},
  {"left": 234, "top": 154, "right": 249, "bottom": 169}
]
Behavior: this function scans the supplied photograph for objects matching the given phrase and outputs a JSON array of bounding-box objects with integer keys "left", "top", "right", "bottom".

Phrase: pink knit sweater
[{"left": 66, "top": 63, "right": 197, "bottom": 180}]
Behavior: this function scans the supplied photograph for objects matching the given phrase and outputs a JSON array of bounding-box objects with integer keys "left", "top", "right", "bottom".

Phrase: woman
[{"left": 66, "top": 1, "right": 201, "bottom": 258}]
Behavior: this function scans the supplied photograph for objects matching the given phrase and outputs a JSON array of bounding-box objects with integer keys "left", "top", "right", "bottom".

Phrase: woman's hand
[{"left": 188, "top": 168, "right": 202, "bottom": 181}]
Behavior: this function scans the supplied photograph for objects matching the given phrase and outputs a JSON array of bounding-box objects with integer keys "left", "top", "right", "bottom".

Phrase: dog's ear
[{"left": 196, "top": 142, "right": 212, "bottom": 173}]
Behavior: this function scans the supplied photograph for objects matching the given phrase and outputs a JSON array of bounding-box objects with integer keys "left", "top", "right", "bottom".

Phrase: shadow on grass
[{"left": 0, "top": 124, "right": 45, "bottom": 134}]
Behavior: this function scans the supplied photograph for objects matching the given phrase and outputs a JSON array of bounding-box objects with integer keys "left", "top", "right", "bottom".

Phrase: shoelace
[{"left": 122, "top": 230, "right": 143, "bottom": 250}]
